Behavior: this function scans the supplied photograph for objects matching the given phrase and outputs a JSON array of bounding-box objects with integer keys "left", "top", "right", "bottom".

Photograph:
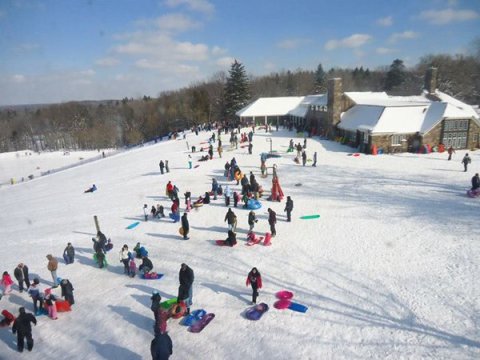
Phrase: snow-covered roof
[
  {"left": 433, "top": 90, "right": 479, "bottom": 119},
  {"left": 344, "top": 92, "right": 389, "bottom": 104},
  {"left": 236, "top": 97, "right": 304, "bottom": 117},
  {"left": 288, "top": 95, "right": 328, "bottom": 118},
  {"left": 339, "top": 104, "right": 429, "bottom": 134}
]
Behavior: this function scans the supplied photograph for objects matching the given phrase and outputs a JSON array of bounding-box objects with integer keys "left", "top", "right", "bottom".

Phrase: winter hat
[
  {"left": 19, "top": 307, "right": 26, "bottom": 314},
  {"left": 44, "top": 288, "right": 51, "bottom": 295},
  {"left": 33, "top": 278, "right": 40, "bottom": 285}
]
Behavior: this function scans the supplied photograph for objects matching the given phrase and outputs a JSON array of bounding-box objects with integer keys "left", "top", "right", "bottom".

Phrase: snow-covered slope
[{"left": 0, "top": 128, "right": 479, "bottom": 359}]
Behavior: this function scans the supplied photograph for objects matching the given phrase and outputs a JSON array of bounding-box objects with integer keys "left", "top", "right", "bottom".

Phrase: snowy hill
[{"left": 0, "top": 128, "right": 479, "bottom": 360}]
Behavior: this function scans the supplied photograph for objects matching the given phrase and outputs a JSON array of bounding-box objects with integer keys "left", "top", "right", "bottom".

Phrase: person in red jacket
[
  {"left": 246, "top": 267, "right": 262, "bottom": 304},
  {"left": 166, "top": 181, "right": 174, "bottom": 199}
]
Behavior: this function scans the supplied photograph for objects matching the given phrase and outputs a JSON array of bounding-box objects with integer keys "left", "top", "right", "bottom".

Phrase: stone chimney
[
  {"left": 327, "top": 78, "right": 343, "bottom": 129},
  {"left": 424, "top": 67, "right": 437, "bottom": 95}
]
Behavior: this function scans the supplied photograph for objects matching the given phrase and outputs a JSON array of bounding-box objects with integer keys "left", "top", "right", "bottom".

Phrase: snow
[
  {"left": 0, "top": 128, "right": 479, "bottom": 359},
  {"left": 236, "top": 97, "right": 304, "bottom": 117}
]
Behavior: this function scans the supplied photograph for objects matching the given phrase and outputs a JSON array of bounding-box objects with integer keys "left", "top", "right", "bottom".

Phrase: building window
[{"left": 391, "top": 134, "right": 407, "bottom": 145}]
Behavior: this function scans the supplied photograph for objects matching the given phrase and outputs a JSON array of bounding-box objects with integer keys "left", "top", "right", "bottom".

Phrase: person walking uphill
[
  {"left": 159, "top": 160, "right": 165, "bottom": 174},
  {"left": 268, "top": 208, "right": 277, "bottom": 237},
  {"left": 246, "top": 267, "right": 263, "bottom": 304},
  {"left": 46, "top": 254, "right": 59, "bottom": 288},
  {"left": 224, "top": 208, "right": 237, "bottom": 232},
  {"left": 178, "top": 263, "right": 194, "bottom": 315},
  {"left": 462, "top": 153, "right": 471, "bottom": 172},
  {"left": 12, "top": 307, "right": 37, "bottom": 353},
  {"left": 181, "top": 213, "right": 190, "bottom": 240},
  {"left": 14, "top": 263, "right": 30, "bottom": 293}
]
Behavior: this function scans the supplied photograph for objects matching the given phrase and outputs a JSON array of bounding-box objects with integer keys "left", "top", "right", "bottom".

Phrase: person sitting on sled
[
  {"left": 225, "top": 230, "right": 237, "bottom": 247},
  {"left": 139, "top": 256, "right": 154, "bottom": 275},
  {"left": 84, "top": 184, "right": 97, "bottom": 193}
]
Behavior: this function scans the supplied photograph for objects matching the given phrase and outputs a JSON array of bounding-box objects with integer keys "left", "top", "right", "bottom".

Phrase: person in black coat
[
  {"left": 268, "top": 208, "right": 277, "bottom": 237},
  {"left": 471, "top": 173, "right": 480, "bottom": 190},
  {"left": 63, "top": 242, "right": 75, "bottom": 264},
  {"left": 284, "top": 196, "right": 293, "bottom": 222},
  {"left": 179, "top": 264, "right": 194, "bottom": 314},
  {"left": 150, "top": 332, "right": 173, "bottom": 360},
  {"left": 159, "top": 160, "right": 165, "bottom": 174},
  {"left": 60, "top": 279, "right": 75, "bottom": 305},
  {"left": 13, "top": 263, "right": 30, "bottom": 293},
  {"left": 225, "top": 230, "right": 237, "bottom": 247},
  {"left": 139, "top": 256, "right": 154, "bottom": 275},
  {"left": 181, "top": 213, "right": 189, "bottom": 240},
  {"left": 248, "top": 211, "right": 258, "bottom": 231},
  {"left": 203, "top": 191, "right": 210, "bottom": 204},
  {"left": 12, "top": 307, "right": 37, "bottom": 353}
]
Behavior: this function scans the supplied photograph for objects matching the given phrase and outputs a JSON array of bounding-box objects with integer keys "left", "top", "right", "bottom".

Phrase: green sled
[{"left": 300, "top": 215, "right": 320, "bottom": 220}]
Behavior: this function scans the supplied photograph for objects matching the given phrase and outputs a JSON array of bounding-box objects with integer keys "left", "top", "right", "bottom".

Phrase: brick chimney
[
  {"left": 327, "top": 78, "right": 343, "bottom": 130},
  {"left": 424, "top": 67, "right": 437, "bottom": 95}
]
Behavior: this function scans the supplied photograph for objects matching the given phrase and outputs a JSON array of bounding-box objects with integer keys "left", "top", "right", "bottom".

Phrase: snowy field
[
  {"left": 0, "top": 128, "right": 479, "bottom": 360},
  {"left": 0, "top": 149, "right": 116, "bottom": 186}
]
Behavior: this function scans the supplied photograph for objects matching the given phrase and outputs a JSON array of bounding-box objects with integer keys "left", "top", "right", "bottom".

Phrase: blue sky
[{"left": 0, "top": 0, "right": 479, "bottom": 106}]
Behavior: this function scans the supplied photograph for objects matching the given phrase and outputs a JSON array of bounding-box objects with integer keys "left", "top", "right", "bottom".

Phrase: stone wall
[
  {"left": 327, "top": 78, "right": 343, "bottom": 137},
  {"left": 467, "top": 119, "right": 480, "bottom": 149},
  {"left": 422, "top": 121, "right": 443, "bottom": 147}
]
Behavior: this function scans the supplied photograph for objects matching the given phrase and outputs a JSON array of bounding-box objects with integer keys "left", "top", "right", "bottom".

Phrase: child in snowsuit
[
  {"left": 60, "top": 279, "right": 75, "bottom": 305},
  {"left": 28, "top": 278, "right": 44, "bottom": 315},
  {"left": 246, "top": 267, "right": 263, "bottom": 304},
  {"left": 44, "top": 288, "right": 58, "bottom": 320},
  {"left": 129, "top": 258, "right": 137, "bottom": 278},
  {"left": 0, "top": 310, "right": 15, "bottom": 327},
  {"left": 233, "top": 191, "right": 239, "bottom": 207},
  {"left": 151, "top": 292, "right": 169, "bottom": 335},
  {"left": 156, "top": 204, "right": 165, "bottom": 218},
  {"left": 1, "top": 271, "right": 13, "bottom": 295},
  {"left": 63, "top": 242, "right": 75, "bottom": 264}
]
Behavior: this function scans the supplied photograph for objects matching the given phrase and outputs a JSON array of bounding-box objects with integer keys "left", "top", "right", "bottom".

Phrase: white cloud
[
  {"left": 164, "top": 0, "right": 215, "bottom": 15},
  {"left": 215, "top": 57, "right": 235, "bottom": 68},
  {"left": 95, "top": 57, "right": 120, "bottom": 67},
  {"left": 12, "top": 74, "right": 26, "bottom": 83},
  {"left": 263, "top": 61, "right": 276, "bottom": 72},
  {"left": 325, "top": 34, "right": 371, "bottom": 50},
  {"left": 388, "top": 31, "right": 419, "bottom": 43},
  {"left": 211, "top": 46, "right": 227, "bottom": 56},
  {"left": 419, "top": 8, "right": 479, "bottom": 25},
  {"left": 376, "top": 47, "right": 397, "bottom": 54},
  {"left": 276, "top": 38, "right": 311, "bottom": 49},
  {"left": 376, "top": 16, "right": 393, "bottom": 27},
  {"left": 154, "top": 13, "right": 201, "bottom": 33}
]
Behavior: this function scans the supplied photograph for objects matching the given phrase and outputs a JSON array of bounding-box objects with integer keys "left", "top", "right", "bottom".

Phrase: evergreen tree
[
  {"left": 385, "top": 59, "right": 406, "bottom": 90},
  {"left": 314, "top": 63, "right": 327, "bottom": 93},
  {"left": 223, "top": 59, "right": 250, "bottom": 122}
]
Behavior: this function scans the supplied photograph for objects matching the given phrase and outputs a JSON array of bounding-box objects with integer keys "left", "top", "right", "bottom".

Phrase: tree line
[{"left": 1, "top": 52, "right": 479, "bottom": 153}]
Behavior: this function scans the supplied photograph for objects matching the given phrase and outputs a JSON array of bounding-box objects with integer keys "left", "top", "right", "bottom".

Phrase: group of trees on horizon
[{"left": 1, "top": 51, "right": 479, "bottom": 153}]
